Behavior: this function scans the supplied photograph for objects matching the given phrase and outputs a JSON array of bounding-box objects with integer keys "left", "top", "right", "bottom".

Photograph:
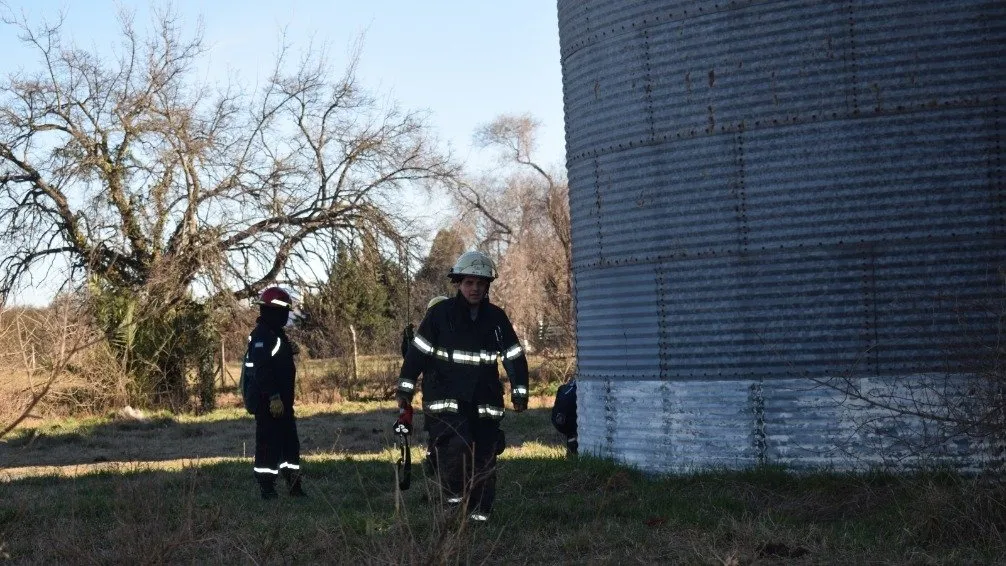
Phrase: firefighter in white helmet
[{"left": 396, "top": 251, "right": 529, "bottom": 522}]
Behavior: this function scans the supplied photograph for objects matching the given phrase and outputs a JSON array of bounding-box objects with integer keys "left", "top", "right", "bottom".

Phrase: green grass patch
[
  {"left": 3, "top": 456, "right": 1004, "bottom": 564},
  {"left": 2, "top": 405, "right": 1005, "bottom": 564}
]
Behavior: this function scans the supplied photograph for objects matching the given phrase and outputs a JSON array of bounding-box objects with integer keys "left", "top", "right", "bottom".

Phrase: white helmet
[
  {"left": 448, "top": 250, "right": 497, "bottom": 281},
  {"left": 427, "top": 295, "right": 449, "bottom": 310}
]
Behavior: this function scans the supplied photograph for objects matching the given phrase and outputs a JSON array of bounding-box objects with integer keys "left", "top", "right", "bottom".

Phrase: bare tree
[
  {"left": 452, "top": 114, "right": 573, "bottom": 351},
  {"left": 0, "top": 7, "right": 458, "bottom": 407},
  {"left": 0, "top": 7, "right": 456, "bottom": 305},
  {"left": 473, "top": 115, "right": 571, "bottom": 269},
  {"left": 0, "top": 297, "right": 99, "bottom": 439}
]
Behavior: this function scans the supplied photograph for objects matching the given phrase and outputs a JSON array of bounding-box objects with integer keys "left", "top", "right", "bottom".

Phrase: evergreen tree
[
  {"left": 411, "top": 228, "right": 467, "bottom": 322},
  {"left": 299, "top": 244, "right": 402, "bottom": 357}
]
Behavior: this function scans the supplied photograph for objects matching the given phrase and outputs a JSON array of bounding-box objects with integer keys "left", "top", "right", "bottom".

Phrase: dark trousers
[
  {"left": 425, "top": 406, "right": 500, "bottom": 514},
  {"left": 254, "top": 409, "right": 301, "bottom": 486}
]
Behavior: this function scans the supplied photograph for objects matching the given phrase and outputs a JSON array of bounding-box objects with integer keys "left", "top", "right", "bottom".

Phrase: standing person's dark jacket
[
  {"left": 248, "top": 323, "right": 297, "bottom": 411},
  {"left": 396, "top": 294, "right": 529, "bottom": 414}
]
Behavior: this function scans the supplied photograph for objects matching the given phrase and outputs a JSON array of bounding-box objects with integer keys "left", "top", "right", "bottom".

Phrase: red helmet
[{"left": 257, "top": 287, "right": 293, "bottom": 308}]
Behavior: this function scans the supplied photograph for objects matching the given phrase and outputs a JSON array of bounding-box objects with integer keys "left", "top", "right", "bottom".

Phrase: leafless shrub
[
  {"left": 0, "top": 295, "right": 95, "bottom": 437},
  {"left": 813, "top": 279, "right": 1006, "bottom": 472},
  {"left": 449, "top": 114, "right": 574, "bottom": 352},
  {"left": 533, "top": 353, "right": 577, "bottom": 387},
  {"left": 43, "top": 339, "right": 130, "bottom": 416}
]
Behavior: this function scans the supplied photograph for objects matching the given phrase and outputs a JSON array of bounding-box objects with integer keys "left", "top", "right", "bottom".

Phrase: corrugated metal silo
[{"left": 558, "top": 0, "right": 1006, "bottom": 472}]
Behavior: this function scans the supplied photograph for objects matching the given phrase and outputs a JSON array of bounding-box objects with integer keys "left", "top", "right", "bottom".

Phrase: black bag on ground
[{"left": 550, "top": 379, "right": 577, "bottom": 437}]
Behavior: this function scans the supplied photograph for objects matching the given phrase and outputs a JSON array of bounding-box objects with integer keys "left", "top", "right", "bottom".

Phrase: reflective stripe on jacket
[
  {"left": 397, "top": 293, "right": 529, "bottom": 412},
  {"left": 246, "top": 322, "right": 297, "bottom": 409}
]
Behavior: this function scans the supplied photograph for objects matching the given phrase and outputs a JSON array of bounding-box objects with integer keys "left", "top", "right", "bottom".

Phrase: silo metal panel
[
  {"left": 577, "top": 377, "right": 758, "bottom": 473},
  {"left": 657, "top": 250, "right": 871, "bottom": 378},
  {"left": 762, "top": 375, "right": 990, "bottom": 472},
  {"left": 575, "top": 262, "right": 661, "bottom": 378},
  {"left": 741, "top": 109, "right": 995, "bottom": 251},
  {"left": 559, "top": 0, "right": 1006, "bottom": 473},
  {"left": 562, "top": 1, "right": 859, "bottom": 159},
  {"left": 569, "top": 138, "right": 741, "bottom": 268}
]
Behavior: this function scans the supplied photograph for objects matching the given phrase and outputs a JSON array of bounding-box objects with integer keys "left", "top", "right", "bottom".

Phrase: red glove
[{"left": 394, "top": 405, "right": 414, "bottom": 435}]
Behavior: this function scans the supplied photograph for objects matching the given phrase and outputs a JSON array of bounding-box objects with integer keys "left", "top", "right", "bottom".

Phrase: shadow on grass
[
  {"left": 0, "top": 406, "right": 562, "bottom": 470},
  {"left": 0, "top": 454, "right": 599, "bottom": 565}
]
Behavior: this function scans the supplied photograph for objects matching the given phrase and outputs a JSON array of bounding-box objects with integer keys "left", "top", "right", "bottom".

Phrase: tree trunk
[
  {"left": 197, "top": 345, "right": 216, "bottom": 414},
  {"left": 219, "top": 339, "right": 229, "bottom": 388},
  {"left": 349, "top": 324, "right": 359, "bottom": 399}
]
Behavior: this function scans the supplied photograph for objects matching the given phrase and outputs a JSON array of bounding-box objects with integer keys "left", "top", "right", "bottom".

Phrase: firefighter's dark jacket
[
  {"left": 397, "top": 293, "right": 529, "bottom": 415},
  {"left": 248, "top": 322, "right": 297, "bottom": 410}
]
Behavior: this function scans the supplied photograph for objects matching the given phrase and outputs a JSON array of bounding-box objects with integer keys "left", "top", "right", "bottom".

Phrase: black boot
[
  {"left": 566, "top": 436, "right": 579, "bottom": 459},
  {"left": 282, "top": 468, "right": 307, "bottom": 497},
  {"left": 259, "top": 481, "right": 279, "bottom": 500},
  {"left": 288, "top": 477, "right": 307, "bottom": 497}
]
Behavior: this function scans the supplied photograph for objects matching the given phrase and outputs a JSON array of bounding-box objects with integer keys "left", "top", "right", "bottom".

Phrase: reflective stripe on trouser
[
  {"left": 254, "top": 409, "right": 301, "bottom": 485},
  {"left": 426, "top": 409, "right": 499, "bottom": 515},
  {"left": 477, "top": 404, "right": 505, "bottom": 420}
]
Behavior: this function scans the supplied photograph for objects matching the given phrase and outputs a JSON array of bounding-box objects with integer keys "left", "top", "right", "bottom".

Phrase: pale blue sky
[
  {"left": 0, "top": 1, "right": 567, "bottom": 304},
  {"left": 0, "top": 1, "right": 566, "bottom": 166}
]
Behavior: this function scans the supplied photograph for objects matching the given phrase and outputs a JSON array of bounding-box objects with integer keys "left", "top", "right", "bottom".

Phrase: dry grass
[
  {"left": 2, "top": 397, "right": 1005, "bottom": 564},
  {"left": 219, "top": 353, "right": 573, "bottom": 405},
  {"left": 2, "top": 353, "right": 1004, "bottom": 564}
]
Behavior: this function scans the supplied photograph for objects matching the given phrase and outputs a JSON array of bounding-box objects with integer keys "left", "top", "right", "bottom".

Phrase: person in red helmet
[{"left": 243, "top": 287, "right": 305, "bottom": 499}]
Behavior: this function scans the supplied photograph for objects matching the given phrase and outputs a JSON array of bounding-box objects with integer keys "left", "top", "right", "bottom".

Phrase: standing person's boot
[
  {"left": 566, "top": 436, "right": 578, "bottom": 459},
  {"left": 259, "top": 480, "right": 279, "bottom": 500},
  {"left": 282, "top": 468, "right": 307, "bottom": 497},
  {"left": 468, "top": 511, "right": 490, "bottom": 523},
  {"left": 288, "top": 475, "right": 307, "bottom": 497}
]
